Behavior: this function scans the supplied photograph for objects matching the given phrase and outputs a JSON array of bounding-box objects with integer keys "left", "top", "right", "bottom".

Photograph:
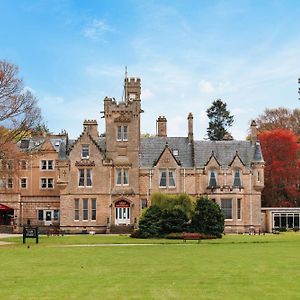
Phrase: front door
[
  {"left": 44, "top": 211, "right": 52, "bottom": 226},
  {"left": 115, "top": 200, "right": 130, "bottom": 225}
]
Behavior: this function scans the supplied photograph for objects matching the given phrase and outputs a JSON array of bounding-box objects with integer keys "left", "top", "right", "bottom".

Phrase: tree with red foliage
[{"left": 259, "top": 129, "right": 300, "bottom": 207}]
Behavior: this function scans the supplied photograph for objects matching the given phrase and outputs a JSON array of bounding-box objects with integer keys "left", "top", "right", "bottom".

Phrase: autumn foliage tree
[{"left": 259, "top": 129, "right": 300, "bottom": 207}]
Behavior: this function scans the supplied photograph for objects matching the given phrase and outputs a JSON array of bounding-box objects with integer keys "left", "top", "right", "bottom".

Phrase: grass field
[{"left": 1, "top": 233, "right": 300, "bottom": 300}]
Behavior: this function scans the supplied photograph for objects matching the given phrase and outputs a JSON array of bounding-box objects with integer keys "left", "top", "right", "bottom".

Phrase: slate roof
[
  {"left": 18, "top": 136, "right": 68, "bottom": 160},
  {"left": 19, "top": 135, "right": 264, "bottom": 168},
  {"left": 140, "top": 137, "right": 264, "bottom": 168},
  {"left": 140, "top": 137, "right": 194, "bottom": 168}
]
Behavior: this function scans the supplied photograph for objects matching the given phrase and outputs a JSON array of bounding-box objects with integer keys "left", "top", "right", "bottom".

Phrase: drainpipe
[
  {"left": 250, "top": 170, "right": 253, "bottom": 228},
  {"left": 183, "top": 168, "right": 186, "bottom": 193},
  {"left": 109, "top": 166, "right": 112, "bottom": 227}
]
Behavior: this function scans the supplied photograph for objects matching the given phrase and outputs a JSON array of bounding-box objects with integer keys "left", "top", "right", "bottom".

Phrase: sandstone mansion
[{"left": 0, "top": 76, "right": 266, "bottom": 234}]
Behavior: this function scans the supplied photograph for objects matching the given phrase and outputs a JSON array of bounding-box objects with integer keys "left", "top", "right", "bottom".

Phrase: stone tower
[{"left": 103, "top": 77, "right": 143, "bottom": 194}]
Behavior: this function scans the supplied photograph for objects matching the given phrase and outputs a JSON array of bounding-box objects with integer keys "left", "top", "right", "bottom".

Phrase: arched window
[
  {"left": 233, "top": 169, "right": 241, "bottom": 188},
  {"left": 209, "top": 169, "right": 217, "bottom": 187}
]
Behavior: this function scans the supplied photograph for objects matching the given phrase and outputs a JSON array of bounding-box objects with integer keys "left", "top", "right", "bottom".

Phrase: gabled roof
[
  {"left": 140, "top": 137, "right": 193, "bottom": 168},
  {"left": 153, "top": 142, "right": 181, "bottom": 167}
]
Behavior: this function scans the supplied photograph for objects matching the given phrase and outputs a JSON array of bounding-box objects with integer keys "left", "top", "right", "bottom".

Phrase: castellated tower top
[
  {"left": 125, "top": 77, "right": 141, "bottom": 101},
  {"left": 83, "top": 119, "right": 99, "bottom": 140}
]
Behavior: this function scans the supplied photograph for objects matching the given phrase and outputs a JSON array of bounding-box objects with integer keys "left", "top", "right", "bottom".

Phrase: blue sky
[{"left": 1, "top": 0, "right": 300, "bottom": 139}]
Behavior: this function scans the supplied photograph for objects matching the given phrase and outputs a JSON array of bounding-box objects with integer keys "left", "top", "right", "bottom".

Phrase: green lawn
[{"left": 1, "top": 233, "right": 300, "bottom": 299}]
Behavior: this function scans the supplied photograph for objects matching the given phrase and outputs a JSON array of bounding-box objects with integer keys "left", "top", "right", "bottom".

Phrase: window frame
[
  {"left": 81, "top": 145, "right": 90, "bottom": 159},
  {"left": 115, "top": 168, "right": 129, "bottom": 186},
  {"left": 74, "top": 198, "right": 80, "bottom": 221},
  {"left": 159, "top": 169, "right": 176, "bottom": 188},
  {"left": 116, "top": 125, "right": 128, "bottom": 142},
  {"left": 78, "top": 169, "right": 93, "bottom": 187},
  {"left": 20, "top": 177, "right": 27, "bottom": 189},
  {"left": 221, "top": 199, "right": 233, "bottom": 220},
  {"left": 208, "top": 169, "right": 217, "bottom": 187},
  {"left": 40, "top": 177, "right": 54, "bottom": 189},
  {"left": 233, "top": 169, "right": 242, "bottom": 188}
]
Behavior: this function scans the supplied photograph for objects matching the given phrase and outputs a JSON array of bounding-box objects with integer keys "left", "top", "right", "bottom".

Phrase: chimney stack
[
  {"left": 250, "top": 120, "right": 257, "bottom": 144},
  {"left": 83, "top": 120, "right": 99, "bottom": 141},
  {"left": 188, "top": 113, "right": 194, "bottom": 143},
  {"left": 156, "top": 116, "right": 167, "bottom": 137}
]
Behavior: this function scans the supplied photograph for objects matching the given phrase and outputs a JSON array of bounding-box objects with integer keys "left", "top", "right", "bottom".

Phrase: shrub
[
  {"left": 161, "top": 208, "right": 189, "bottom": 234},
  {"left": 137, "top": 205, "right": 163, "bottom": 238},
  {"left": 190, "top": 196, "right": 224, "bottom": 238}
]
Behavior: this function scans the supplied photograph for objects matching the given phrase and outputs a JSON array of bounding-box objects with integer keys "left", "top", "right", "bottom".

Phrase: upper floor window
[
  {"left": 117, "top": 125, "right": 128, "bottom": 142},
  {"left": 208, "top": 170, "right": 217, "bottom": 187},
  {"left": 233, "top": 170, "right": 242, "bottom": 187},
  {"left": 20, "top": 160, "right": 28, "bottom": 170},
  {"left": 159, "top": 169, "right": 176, "bottom": 188},
  {"left": 116, "top": 168, "right": 129, "bottom": 186},
  {"left": 78, "top": 169, "right": 92, "bottom": 187},
  {"left": 81, "top": 145, "right": 90, "bottom": 159},
  {"left": 41, "top": 160, "right": 54, "bottom": 170},
  {"left": 40, "top": 178, "right": 54, "bottom": 189},
  {"left": 0, "top": 178, "right": 13, "bottom": 189},
  {"left": 20, "top": 178, "right": 27, "bottom": 189}
]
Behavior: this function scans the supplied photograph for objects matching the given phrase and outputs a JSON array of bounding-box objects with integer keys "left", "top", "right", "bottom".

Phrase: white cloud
[
  {"left": 82, "top": 19, "right": 112, "bottom": 41},
  {"left": 142, "top": 88, "right": 153, "bottom": 100},
  {"left": 198, "top": 80, "right": 231, "bottom": 94}
]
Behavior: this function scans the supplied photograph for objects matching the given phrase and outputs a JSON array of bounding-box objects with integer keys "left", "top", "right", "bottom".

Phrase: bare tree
[
  {"left": 255, "top": 107, "right": 300, "bottom": 136},
  {"left": 0, "top": 60, "right": 41, "bottom": 146}
]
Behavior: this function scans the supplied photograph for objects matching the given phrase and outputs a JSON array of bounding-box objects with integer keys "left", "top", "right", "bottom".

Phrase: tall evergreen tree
[{"left": 206, "top": 99, "right": 234, "bottom": 140}]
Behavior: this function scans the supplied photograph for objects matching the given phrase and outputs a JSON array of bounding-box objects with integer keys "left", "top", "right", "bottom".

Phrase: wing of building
[{"left": 0, "top": 76, "right": 271, "bottom": 234}]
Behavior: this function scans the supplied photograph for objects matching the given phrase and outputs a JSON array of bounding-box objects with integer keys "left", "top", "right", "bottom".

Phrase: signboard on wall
[{"left": 115, "top": 200, "right": 130, "bottom": 208}]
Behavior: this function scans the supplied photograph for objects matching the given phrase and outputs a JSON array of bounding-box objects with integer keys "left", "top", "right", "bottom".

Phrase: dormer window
[
  {"left": 173, "top": 149, "right": 179, "bottom": 156},
  {"left": 233, "top": 170, "right": 242, "bottom": 188},
  {"left": 81, "top": 145, "right": 89, "bottom": 159},
  {"left": 117, "top": 126, "right": 128, "bottom": 142},
  {"left": 209, "top": 170, "right": 217, "bottom": 187}
]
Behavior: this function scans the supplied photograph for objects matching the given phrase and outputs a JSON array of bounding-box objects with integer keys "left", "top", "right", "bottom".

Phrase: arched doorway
[
  {"left": 0, "top": 204, "right": 14, "bottom": 225},
  {"left": 115, "top": 200, "right": 131, "bottom": 225}
]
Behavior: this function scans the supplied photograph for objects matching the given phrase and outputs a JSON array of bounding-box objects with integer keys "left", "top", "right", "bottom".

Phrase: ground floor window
[
  {"left": 74, "top": 198, "right": 97, "bottom": 221},
  {"left": 221, "top": 199, "right": 232, "bottom": 220},
  {"left": 273, "top": 213, "right": 300, "bottom": 229}
]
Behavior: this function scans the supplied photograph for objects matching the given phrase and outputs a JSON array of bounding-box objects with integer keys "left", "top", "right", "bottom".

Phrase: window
[
  {"left": 233, "top": 170, "right": 241, "bottom": 187},
  {"left": 83, "top": 198, "right": 88, "bottom": 221},
  {"left": 74, "top": 199, "right": 79, "bottom": 221},
  {"left": 209, "top": 170, "right": 217, "bottom": 187},
  {"left": 7, "top": 178, "right": 13, "bottom": 189},
  {"left": 141, "top": 199, "right": 148, "bottom": 209},
  {"left": 257, "top": 170, "right": 261, "bottom": 182},
  {"left": 81, "top": 145, "right": 90, "bottom": 159},
  {"left": 7, "top": 160, "right": 14, "bottom": 170},
  {"left": 159, "top": 170, "right": 167, "bottom": 187},
  {"left": 159, "top": 169, "right": 176, "bottom": 188},
  {"left": 38, "top": 210, "right": 44, "bottom": 221},
  {"left": 237, "top": 199, "right": 242, "bottom": 220},
  {"left": 78, "top": 169, "right": 92, "bottom": 187},
  {"left": 116, "top": 168, "right": 129, "bottom": 186},
  {"left": 41, "top": 160, "right": 54, "bottom": 170},
  {"left": 173, "top": 149, "right": 179, "bottom": 156},
  {"left": 53, "top": 210, "right": 59, "bottom": 221},
  {"left": 21, "top": 178, "right": 27, "bottom": 189},
  {"left": 116, "top": 125, "right": 128, "bottom": 141},
  {"left": 40, "top": 178, "right": 54, "bottom": 189},
  {"left": 221, "top": 199, "right": 232, "bottom": 219},
  {"left": 91, "top": 199, "right": 96, "bottom": 221},
  {"left": 20, "top": 160, "right": 28, "bottom": 170}
]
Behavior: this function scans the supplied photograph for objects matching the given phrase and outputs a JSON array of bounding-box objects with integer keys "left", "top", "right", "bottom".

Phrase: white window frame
[
  {"left": 116, "top": 125, "right": 128, "bottom": 142},
  {"left": 20, "top": 177, "right": 27, "bottom": 189},
  {"left": 81, "top": 145, "right": 90, "bottom": 159},
  {"left": 82, "top": 198, "right": 89, "bottom": 221},
  {"left": 159, "top": 169, "right": 176, "bottom": 188},
  {"left": 78, "top": 169, "right": 93, "bottom": 187},
  {"left": 40, "top": 178, "right": 54, "bottom": 189},
  {"left": 20, "top": 160, "right": 28, "bottom": 170},
  {"left": 40, "top": 160, "right": 54, "bottom": 170},
  {"left": 115, "top": 168, "right": 129, "bottom": 186}
]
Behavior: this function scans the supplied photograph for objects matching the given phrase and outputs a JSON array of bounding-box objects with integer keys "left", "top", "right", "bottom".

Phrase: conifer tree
[{"left": 206, "top": 99, "right": 234, "bottom": 140}]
